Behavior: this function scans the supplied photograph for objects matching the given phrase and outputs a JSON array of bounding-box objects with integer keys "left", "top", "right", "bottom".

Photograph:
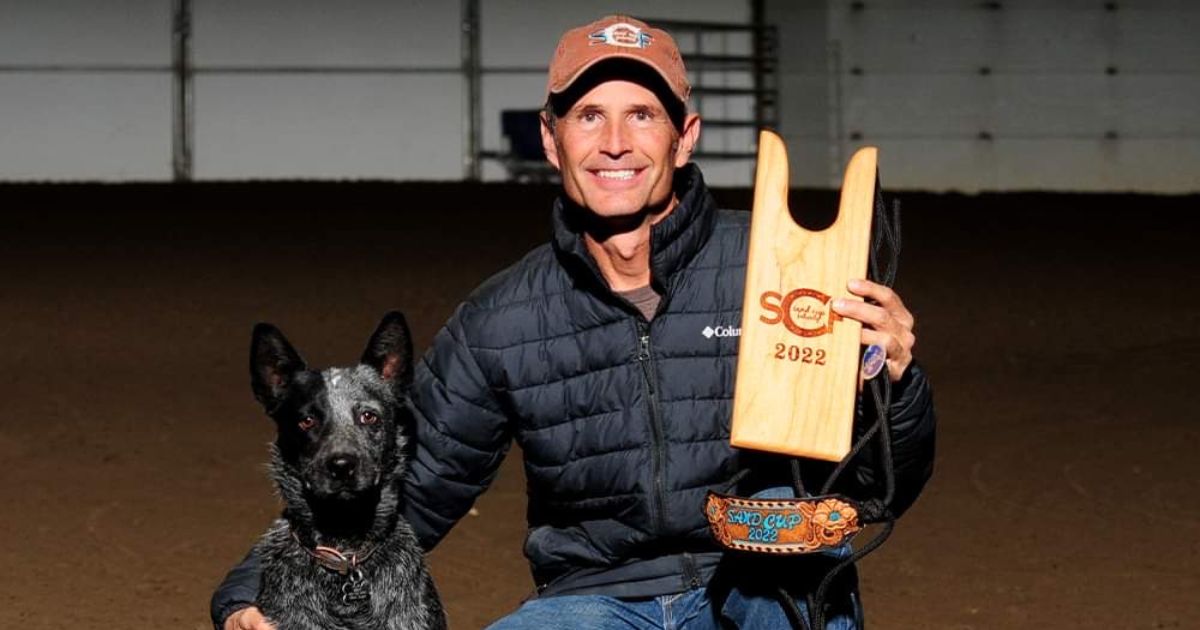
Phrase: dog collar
[{"left": 293, "top": 531, "right": 379, "bottom": 576}]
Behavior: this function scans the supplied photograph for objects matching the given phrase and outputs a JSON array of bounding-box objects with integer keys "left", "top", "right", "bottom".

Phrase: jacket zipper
[
  {"left": 635, "top": 320, "right": 669, "bottom": 537},
  {"left": 637, "top": 323, "right": 702, "bottom": 591}
]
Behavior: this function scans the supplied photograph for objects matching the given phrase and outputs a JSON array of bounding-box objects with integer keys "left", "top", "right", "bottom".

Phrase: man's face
[{"left": 541, "top": 79, "right": 700, "bottom": 219}]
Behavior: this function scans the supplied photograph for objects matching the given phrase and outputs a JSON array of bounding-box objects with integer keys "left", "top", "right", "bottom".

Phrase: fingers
[
  {"left": 860, "top": 329, "right": 911, "bottom": 382},
  {"left": 846, "top": 278, "right": 914, "bottom": 330},
  {"left": 832, "top": 279, "right": 917, "bottom": 383},
  {"left": 831, "top": 297, "right": 890, "bottom": 330},
  {"left": 227, "top": 607, "right": 276, "bottom": 630}
]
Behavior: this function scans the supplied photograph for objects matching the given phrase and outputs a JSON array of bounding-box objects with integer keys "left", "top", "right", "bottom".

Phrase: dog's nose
[{"left": 326, "top": 454, "right": 359, "bottom": 480}]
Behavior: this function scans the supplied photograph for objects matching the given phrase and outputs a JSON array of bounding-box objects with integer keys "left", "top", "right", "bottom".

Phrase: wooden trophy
[{"left": 730, "top": 130, "right": 878, "bottom": 462}]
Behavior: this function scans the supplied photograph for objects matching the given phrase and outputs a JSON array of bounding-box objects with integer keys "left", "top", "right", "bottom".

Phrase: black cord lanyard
[{"left": 786, "top": 180, "right": 902, "bottom": 630}]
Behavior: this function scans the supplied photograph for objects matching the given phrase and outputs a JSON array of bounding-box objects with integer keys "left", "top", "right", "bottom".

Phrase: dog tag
[{"left": 341, "top": 569, "right": 370, "bottom": 605}]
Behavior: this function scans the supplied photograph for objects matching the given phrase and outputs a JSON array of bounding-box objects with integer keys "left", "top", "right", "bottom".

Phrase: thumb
[{"left": 228, "top": 607, "right": 275, "bottom": 630}]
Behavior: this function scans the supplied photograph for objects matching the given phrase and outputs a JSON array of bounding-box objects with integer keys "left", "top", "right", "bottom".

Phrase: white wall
[
  {"left": 772, "top": 0, "right": 1200, "bottom": 192},
  {"left": 2, "top": 1, "right": 1197, "bottom": 191},
  {"left": 0, "top": 1, "right": 172, "bottom": 180},
  {"left": 0, "top": 0, "right": 753, "bottom": 184},
  {"left": 191, "top": 0, "right": 462, "bottom": 180}
]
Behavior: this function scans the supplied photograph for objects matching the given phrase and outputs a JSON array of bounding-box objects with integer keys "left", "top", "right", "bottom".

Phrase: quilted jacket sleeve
[
  {"left": 209, "top": 548, "right": 260, "bottom": 629},
  {"left": 403, "top": 302, "right": 514, "bottom": 550}
]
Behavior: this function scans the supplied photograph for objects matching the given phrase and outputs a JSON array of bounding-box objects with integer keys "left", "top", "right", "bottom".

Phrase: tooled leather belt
[{"left": 704, "top": 492, "right": 865, "bottom": 555}]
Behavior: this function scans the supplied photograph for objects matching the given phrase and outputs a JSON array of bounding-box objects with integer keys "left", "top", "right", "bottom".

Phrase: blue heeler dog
[{"left": 249, "top": 311, "right": 446, "bottom": 629}]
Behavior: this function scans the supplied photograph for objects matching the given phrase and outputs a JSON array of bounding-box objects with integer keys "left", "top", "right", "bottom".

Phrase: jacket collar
[{"left": 551, "top": 164, "right": 718, "bottom": 295}]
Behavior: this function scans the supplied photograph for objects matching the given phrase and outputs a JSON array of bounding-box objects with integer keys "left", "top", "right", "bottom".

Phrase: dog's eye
[
  {"left": 298, "top": 416, "right": 317, "bottom": 431},
  {"left": 359, "top": 410, "right": 379, "bottom": 426}
]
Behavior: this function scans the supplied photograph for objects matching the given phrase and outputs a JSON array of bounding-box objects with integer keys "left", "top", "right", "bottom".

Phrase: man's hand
[
  {"left": 832, "top": 278, "right": 916, "bottom": 383},
  {"left": 225, "top": 607, "right": 275, "bottom": 630}
]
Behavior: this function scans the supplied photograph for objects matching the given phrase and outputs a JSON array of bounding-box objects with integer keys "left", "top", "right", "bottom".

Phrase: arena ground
[{"left": 0, "top": 182, "right": 1195, "bottom": 628}]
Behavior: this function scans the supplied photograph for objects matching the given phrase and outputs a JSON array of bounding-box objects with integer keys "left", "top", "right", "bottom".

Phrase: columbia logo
[{"left": 703, "top": 325, "right": 741, "bottom": 339}]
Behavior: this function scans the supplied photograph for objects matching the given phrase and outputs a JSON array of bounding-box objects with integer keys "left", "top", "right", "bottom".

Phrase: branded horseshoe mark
[{"left": 759, "top": 288, "right": 842, "bottom": 338}]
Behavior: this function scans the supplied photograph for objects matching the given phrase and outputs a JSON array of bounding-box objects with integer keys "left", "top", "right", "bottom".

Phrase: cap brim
[{"left": 549, "top": 53, "right": 686, "bottom": 106}]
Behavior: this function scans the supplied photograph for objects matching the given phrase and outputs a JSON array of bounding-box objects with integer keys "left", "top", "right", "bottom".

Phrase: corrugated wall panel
[
  {"left": 194, "top": 75, "right": 463, "bottom": 180},
  {"left": 0, "top": 1, "right": 169, "bottom": 65},
  {"left": 0, "top": 1, "right": 171, "bottom": 181},
  {"left": 776, "top": 0, "right": 1199, "bottom": 192},
  {"left": 0, "top": 74, "right": 172, "bottom": 180},
  {"left": 1118, "top": 6, "right": 1200, "bottom": 71},
  {"left": 191, "top": 1, "right": 462, "bottom": 180},
  {"left": 192, "top": 0, "right": 459, "bottom": 66},
  {"left": 2, "top": 1, "right": 1194, "bottom": 189}
]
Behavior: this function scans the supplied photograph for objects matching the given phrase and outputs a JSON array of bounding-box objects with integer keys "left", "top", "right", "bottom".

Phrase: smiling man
[{"left": 213, "top": 15, "right": 935, "bottom": 630}]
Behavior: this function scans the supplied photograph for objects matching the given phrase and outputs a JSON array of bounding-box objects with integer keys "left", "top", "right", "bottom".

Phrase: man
[{"left": 214, "top": 15, "right": 934, "bottom": 629}]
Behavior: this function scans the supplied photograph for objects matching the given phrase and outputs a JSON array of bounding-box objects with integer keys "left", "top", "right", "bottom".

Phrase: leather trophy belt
[{"left": 705, "top": 491, "right": 865, "bottom": 555}]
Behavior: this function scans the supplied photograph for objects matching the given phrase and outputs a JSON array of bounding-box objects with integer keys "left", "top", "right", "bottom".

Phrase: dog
[{"left": 248, "top": 311, "right": 446, "bottom": 629}]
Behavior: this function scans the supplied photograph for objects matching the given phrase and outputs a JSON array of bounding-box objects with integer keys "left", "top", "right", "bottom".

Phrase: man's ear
[
  {"left": 673, "top": 112, "right": 702, "bottom": 168},
  {"left": 541, "top": 114, "right": 561, "bottom": 171},
  {"left": 360, "top": 311, "right": 414, "bottom": 388},
  {"left": 250, "top": 323, "right": 307, "bottom": 411}
]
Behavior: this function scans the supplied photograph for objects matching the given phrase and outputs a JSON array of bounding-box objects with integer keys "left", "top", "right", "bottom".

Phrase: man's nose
[{"left": 599, "top": 120, "right": 631, "bottom": 158}]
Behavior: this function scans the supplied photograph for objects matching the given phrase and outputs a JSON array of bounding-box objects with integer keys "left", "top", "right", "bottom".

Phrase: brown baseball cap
[{"left": 546, "top": 15, "right": 690, "bottom": 107}]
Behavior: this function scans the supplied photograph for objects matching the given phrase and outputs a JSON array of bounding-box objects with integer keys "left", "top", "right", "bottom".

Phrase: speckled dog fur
[{"left": 248, "top": 312, "right": 446, "bottom": 630}]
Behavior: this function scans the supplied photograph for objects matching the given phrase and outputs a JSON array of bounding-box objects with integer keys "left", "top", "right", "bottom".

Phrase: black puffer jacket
[
  {"left": 401, "top": 165, "right": 935, "bottom": 598},
  {"left": 211, "top": 165, "right": 936, "bottom": 623}
]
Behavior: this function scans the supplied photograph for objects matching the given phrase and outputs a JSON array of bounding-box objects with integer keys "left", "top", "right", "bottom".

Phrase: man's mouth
[{"left": 590, "top": 167, "right": 643, "bottom": 182}]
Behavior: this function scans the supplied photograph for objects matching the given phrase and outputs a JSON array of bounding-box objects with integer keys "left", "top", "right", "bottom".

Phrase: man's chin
[
  {"left": 589, "top": 202, "right": 647, "bottom": 220},
  {"left": 577, "top": 202, "right": 651, "bottom": 237},
  {"left": 586, "top": 188, "right": 669, "bottom": 217},
  {"left": 583, "top": 193, "right": 678, "bottom": 230}
]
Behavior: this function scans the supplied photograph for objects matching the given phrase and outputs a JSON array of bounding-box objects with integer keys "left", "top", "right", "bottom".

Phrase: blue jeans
[
  {"left": 489, "top": 488, "right": 861, "bottom": 629},
  {"left": 484, "top": 586, "right": 860, "bottom": 630}
]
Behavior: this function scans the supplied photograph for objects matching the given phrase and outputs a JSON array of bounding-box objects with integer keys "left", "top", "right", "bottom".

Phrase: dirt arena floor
[{"left": 1, "top": 182, "right": 1196, "bottom": 629}]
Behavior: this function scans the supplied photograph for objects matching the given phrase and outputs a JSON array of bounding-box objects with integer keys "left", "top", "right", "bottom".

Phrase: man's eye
[
  {"left": 359, "top": 410, "right": 380, "bottom": 426},
  {"left": 298, "top": 416, "right": 317, "bottom": 431}
]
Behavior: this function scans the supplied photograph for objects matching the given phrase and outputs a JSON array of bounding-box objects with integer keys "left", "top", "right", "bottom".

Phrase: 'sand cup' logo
[
  {"left": 589, "top": 23, "right": 653, "bottom": 49},
  {"left": 759, "top": 289, "right": 842, "bottom": 338}
]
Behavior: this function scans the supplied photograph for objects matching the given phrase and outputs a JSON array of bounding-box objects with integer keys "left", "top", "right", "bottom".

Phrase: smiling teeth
[{"left": 597, "top": 169, "right": 635, "bottom": 180}]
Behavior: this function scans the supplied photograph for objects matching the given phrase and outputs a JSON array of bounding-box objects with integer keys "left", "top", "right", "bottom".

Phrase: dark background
[{"left": 1, "top": 183, "right": 1197, "bottom": 628}]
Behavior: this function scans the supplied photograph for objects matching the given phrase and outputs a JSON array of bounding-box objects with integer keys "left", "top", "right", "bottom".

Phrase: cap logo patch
[{"left": 589, "top": 23, "right": 652, "bottom": 49}]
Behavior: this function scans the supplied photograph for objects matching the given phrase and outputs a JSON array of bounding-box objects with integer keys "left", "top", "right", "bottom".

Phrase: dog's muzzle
[{"left": 308, "top": 454, "right": 381, "bottom": 498}]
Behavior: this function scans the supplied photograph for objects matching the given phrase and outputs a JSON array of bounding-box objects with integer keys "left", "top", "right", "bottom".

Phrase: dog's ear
[
  {"left": 250, "top": 322, "right": 308, "bottom": 410},
  {"left": 360, "top": 311, "right": 414, "bottom": 388}
]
